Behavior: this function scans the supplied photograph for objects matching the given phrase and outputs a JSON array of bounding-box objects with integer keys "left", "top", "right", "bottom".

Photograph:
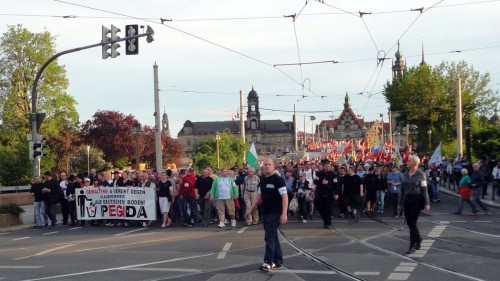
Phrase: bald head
[{"left": 262, "top": 158, "right": 275, "bottom": 176}]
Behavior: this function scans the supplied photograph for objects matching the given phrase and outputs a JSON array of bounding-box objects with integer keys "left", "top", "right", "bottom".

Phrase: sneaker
[
  {"left": 246, "top": 222, "right": 252, "bottom": 226},
  {"left": 231, "top": 219, "right": 236, "bottom": 227},
  {"left": 218, "top": 222, "right": 225, "bottom": 228},
  {"left": 271, "top": 263, "right": 283, "bottom": 270},
  {"left": 142, "top": 222, "right": 148, "bottom": 227},
  {"left": 339, "top": 213, "right": 345, "bottom": 218},
  {"left": 259, "top": 263, "right": 272, "bottom": 272},
  {"left": 454, "top": 211, "right": 462, "bottom": 215},
  {"left": 224, "top": 219, "right": 230, "bottom": 224},
  {"left": 302, "top": 219, "right": 307, "bottom": 223},
  {"left": 309, "top": 215, "right": 313, "bottom": 220},
  {"left": 105, "top": 223, "right": 114, "bottom": 227},
  {"left": 161, "top": 224, "right": 166, "bottom": 228}
]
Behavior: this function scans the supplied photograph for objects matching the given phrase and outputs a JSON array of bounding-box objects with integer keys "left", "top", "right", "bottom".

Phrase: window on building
[
  {"left": 187, "top": 141, "right": 191, "bottom": 146},
  {"left": 251, "top": 120, "right": 257, "bottom": 129}
]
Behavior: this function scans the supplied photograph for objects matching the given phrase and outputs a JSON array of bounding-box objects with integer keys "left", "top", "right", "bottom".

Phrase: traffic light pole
[{"left": 30, "top": 28, "right": 154, "bottom": 177}]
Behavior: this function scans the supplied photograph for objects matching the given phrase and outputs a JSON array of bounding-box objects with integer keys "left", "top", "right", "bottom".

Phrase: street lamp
[
  {"left": 131, "top": 122, "right": 144, "bottom": 171},
  {"left": 86, "top": 145, "right": 90, "bottom": 176},
  {"left": 215, "top": 131, "right": 221, "bottom": 169},
  {"left": 427, "top": 129, "right": 432, "bottom": 150}
]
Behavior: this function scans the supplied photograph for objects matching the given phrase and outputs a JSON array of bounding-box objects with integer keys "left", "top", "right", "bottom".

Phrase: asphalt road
[{"left": 0, "top": 192, "right": 499, "bottom": 281}]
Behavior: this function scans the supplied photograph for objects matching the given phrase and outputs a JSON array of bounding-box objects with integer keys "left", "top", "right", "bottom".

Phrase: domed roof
[
  {"left": 248, "top": 86, "right": 258, "bottom": 100},
  {"left": 395, "top": 41, "right": 403, "bottom": 60}
]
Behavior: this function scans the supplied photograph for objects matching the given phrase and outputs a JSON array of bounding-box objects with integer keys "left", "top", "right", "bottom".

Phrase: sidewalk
[
  {"left": 439, "top": 181, "right": 500, "bottom": 208},
  {"left": 0, "top": 204, "right": 63, "bottom": 232}
]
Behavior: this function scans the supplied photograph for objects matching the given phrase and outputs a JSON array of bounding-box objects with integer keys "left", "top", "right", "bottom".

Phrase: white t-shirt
[{"left": 217, "top": 177, "right": 231, "bottom": 200}]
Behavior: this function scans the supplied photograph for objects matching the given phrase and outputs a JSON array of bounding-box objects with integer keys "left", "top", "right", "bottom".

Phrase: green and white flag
[{"left": 246, "top": 142, "right": 259, "bottom": 171}]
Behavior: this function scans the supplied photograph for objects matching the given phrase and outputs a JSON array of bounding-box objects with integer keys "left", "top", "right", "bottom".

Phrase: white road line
[
  {"left": 114, "top": 228, "right": 147, "bottom": 236},
  {"left": 11, "top": 237, "right": 30, "bottom": 241},
  {"left": 69, "top": 227, "right": 82, "bottom": 231},
  {"left": 439, "top": 221, "right": 450, "bottom": 224},
  {"left": 0, "top": 266, "right": 43, "bottom": 269},
  {"left": 388, "top": 272, "right": 410, "bottom": 280},
  {"left": 449, "top": 221, "right": 467, "bottom": 223},
  {"left": 354, "top": 272, "right": 380, "bottom": 276},
  {"left": 394, "top": 266, "right": 416, "bottom": 272},
  {"left": 14, "top": 244, "right": 75, "bottom": 261},
  {"left": 21, "top": 253, "right": 215, "bottom": 281},
  {"left": 274, "top": 270, "right": 335, "bottom": 275},
  {"left": 237, "top": 226, "right": 248, "bottom": 234},
  {"left": 217, "top": 242, "right": 232, "bottom": 259},
  {"left": 42, "top": 232, "right": 58, "bottom": 235},
  {"left": 118, "top": 268, "right": 201, "bottom": 272},
  {"left": 0, "top": 232, "right": 9, "bottom": 235},
  {"left": 474, "top": 221, "right": 492, "bottom": 223},
  {"left": 400, "top": 262, "right": 417, "bottom": 266}
]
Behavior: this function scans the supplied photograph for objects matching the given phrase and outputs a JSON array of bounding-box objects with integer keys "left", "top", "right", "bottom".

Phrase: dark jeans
[
  {"left": 178, "top": 196, "right": 197, "bottom": 224},
  {"left": 297, "top": 196, "right": 308, "bottom": 218},
  {"left": 337, "top": 194, "right": 348, "bottom": 215},
  {"left": 61, "top": 197, "right": 69, "bottom": 224},
  {"left": 45, "top": 202, "right": 57, "bottom": 226},
  {"left": 198, "top": 197, "right": 211, "bottom": 224},
  {"left": 316, "top": 195, "right": 333, "bottom": 227},
  {"left": 68, "top": 200, "right": 76, "bottom": 224},
  {"left": 262, "top": 213, "right": 283, "bottom": 266},
  {"left": 390, "top": 192, "right": 400, "bottom": 216},
  {"left": 403, "top": 194, "right": 423, "bottom": 247}
]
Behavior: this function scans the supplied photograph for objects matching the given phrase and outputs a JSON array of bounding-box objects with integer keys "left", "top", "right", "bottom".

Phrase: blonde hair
[
  {"left": 461, "top": 168, "right": 468, "bottom": 175},
  {"left": 408, "top": 155, "right": 421, "bottom": 166}
]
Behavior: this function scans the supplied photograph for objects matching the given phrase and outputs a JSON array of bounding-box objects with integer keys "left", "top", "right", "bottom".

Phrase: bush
[{"left": 0, "top": 203, "right": 25, "bottom": 215}]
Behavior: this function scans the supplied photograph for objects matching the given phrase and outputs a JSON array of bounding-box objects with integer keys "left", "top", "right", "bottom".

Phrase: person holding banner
[{"left": 157, "top": 171, "right": 173, "bottom": 228}]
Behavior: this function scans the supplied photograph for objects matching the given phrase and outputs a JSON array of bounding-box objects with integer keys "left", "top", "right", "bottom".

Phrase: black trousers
[
  {"left": 403, "top": 194, "right": 423, "bottom": 247},
  {"left": 45, "top": 202, "right": 57, "bottom": 226},
  {"left": 61, "top": 196, "right": 69, "bottom": 224},
  {"left": 316, "top": 195, "right": 333, "bottom": 227}
]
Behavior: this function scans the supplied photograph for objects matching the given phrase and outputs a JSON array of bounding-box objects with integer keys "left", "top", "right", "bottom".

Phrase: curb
[
  {"left": 440, "top": 187, "right": 500, "bottom": 208},
  {"left": 0, "top": 224, "right": 34, "bottom": 232}
]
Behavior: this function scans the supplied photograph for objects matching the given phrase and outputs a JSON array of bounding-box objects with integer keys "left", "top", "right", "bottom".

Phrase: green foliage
[
  {"left": 192, "top": 132, "right": 248, "bottom": 172},
  {"left": 69, "top": 145, "right": 110, "bottom": 175},
  {"left": 0, "top": 203, "right": 25, "bottom": 215},
  {"left": 472, "top": 124, "right": 500, "bottom": 160},
  {"left": 113, "top": 158, "right": 131, "bottom": 170},
  {"left": 441, "top": 141, "right": 457, "bottom": 160},
  {"left": 0, "top": 139, "right": 32, "bottom": 186}
]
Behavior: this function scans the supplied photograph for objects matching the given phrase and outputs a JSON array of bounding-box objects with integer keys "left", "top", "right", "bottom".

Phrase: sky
[{"left": 1, "top": 0, "right": 499, "bottom": 138}]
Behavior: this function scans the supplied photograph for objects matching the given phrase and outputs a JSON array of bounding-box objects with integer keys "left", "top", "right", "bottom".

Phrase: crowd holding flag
[{"left": 245, "top": 143, "right": 259, "bottom": 171}]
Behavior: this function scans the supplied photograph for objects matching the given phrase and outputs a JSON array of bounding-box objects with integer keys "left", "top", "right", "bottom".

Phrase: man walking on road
[{"left": 246, "top": 158, "right": 288, "bottom": 272}]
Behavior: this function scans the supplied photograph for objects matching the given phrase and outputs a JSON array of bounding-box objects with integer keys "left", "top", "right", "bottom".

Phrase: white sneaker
[
  {"left": 302, "top": 219, "right": 307, "bottom": 223},
  {"left": 161, "top": 224, "right": 166, "bottom": 228},
  {"left": 218, "top": 222, "right": 225, "bottom": 228},
  {"left": 224, "top": 219, "right": 230, "bottom": 224},
  {"left": 231, "top": 219, "right": 236, "bottom": 227},
  {"left": 142, "top": 222, "right": 147, "bottom": 227}
]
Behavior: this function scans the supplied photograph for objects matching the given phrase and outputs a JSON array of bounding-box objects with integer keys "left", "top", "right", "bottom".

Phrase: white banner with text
[{"left": 76, "top": 187, "right": 157, "bottom": 220}]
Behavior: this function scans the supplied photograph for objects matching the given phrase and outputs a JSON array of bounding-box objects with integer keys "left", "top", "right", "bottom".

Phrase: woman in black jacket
[{"left": 293, "top": 172, "right": 312, "bottom": 223}]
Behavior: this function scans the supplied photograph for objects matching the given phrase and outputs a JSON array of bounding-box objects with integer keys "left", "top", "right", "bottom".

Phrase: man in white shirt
[
  {"left": 492, "top": 161, "right": 500, "bottom": 198},
  {"left": 59, "top": 172, "right": 69, "bottom": 225}
]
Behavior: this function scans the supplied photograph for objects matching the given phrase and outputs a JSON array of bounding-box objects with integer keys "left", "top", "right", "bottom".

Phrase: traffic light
[
  {"left": 146, "top": 25, "right": 154, "bottom": 43},
  {"left": 125, "top": 24, "right": 139, "bottom": 55},
  {"left": 101, "top": 26, "right": 111, "bottom": 59},
  {"left": 32, "top": 135, "right": 48, "bottom": 159},
  {"left": 110, "top": 25, "right": 121, "bottom": 58}
]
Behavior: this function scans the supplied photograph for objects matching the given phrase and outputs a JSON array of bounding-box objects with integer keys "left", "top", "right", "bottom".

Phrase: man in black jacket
[
  {"left": 314, "top": 160, "right": 338, "bottom": 228},
  {"left": 43, "top": 172, "right": 60, "bottom": 229}
]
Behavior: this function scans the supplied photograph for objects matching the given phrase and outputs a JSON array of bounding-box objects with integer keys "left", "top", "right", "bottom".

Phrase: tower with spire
[
  {"left": 420, "top": 38, "right": 427, "bottom": 66},
  {"left": 246, "top": 86, "right": 261, "bottom": 130},
  {"left": 392, "top": 41, "right": 406, "bottom": 79},
  {"left": 162, "top": 106, "right": 171, "bottom": 137}
]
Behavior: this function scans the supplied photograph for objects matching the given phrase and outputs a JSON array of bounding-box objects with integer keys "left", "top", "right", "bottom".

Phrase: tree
[
  {"left": 46, "top": 125, "right": 80, "bottom": 174},
  {"left": 471, "top": 124, "right": 500, "bottom": 160},
  {"left": 0, "top": 24, "right": 78, "bottom": 136},
  {"left": 192, "top": 131, "right": 248, "bottom": 172},
  {"left": 384, "top": 61, "right": 494, "bottom": 152},
  {"left": 141, "top": 126, "right": 184, "bottom": 168},
  {"left": 0, "top": 140, "right": 32, "bottom": 185},
  {"left": 80, "top": 110, "right": 141, "bottom": 164},
  {"left": 69, "top": 145, "right": 110, "bottom": 176}
]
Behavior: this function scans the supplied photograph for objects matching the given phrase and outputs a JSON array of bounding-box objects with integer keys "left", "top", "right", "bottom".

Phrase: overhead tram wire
[{"left": 53, "top": 0, "right": 324, "bottom": 101}]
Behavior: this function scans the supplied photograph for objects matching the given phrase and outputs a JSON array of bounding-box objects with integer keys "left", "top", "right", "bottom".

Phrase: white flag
[{"left": 429, "top": 142, "right": 442, "bottom": 166}]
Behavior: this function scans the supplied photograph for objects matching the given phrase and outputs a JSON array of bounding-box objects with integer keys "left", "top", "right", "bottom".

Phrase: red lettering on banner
[{"left": 109, "top": 205, "right": 116, "bottom": 216}]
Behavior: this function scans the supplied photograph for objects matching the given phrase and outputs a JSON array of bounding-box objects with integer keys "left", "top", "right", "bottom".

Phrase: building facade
[{"left": 177, "top": 87, "right": 295, "bottom": 157}]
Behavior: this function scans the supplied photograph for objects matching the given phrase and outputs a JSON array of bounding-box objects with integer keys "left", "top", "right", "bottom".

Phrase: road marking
[
  {"left": 394, "top": 266, "right": 415, "bottom": 272},
  {"left": 69, "top": 227, "right": 82, "bottom": 231},
  {"left": 450, "top": 221, "right": 467, "bottom": 223},
  {"left": 388, "top": 272, "right": 411, "bottom": 280},
  {"left": 21, "top": 253, "right": 215, "bottom": 280},
  {"left": 118, "top": 268, "right": 201, "bottom": 272},
  {"left": 439, "top": 221, "right": 450, "bottom": 224},
  {"left": 11, "top": 237, "right": 29, "bottom": 241},
  {"left": 14, "top": 244, "right": 75, "bottom": 261},
  {"left": 43, "top": 232, "right": 58, "bottom": 235},
  {"left": 217, "top": 242, "right": 232, "bottom": 259},
  {"left": 474, "top": 221, "right": 492, "bottom": 223},
  {"left": 354, "top": 272, "right": 380, "bottom": 276},
  {"left": 273, "top": 270, "right": 335, "bottom": 275},
  {"left": 237, "top": 226, "right": 248, "bottom": 234},
  {"left": 0, "top": 266, "right": 43, "bottom": 269},
  {"left": 0, "top": 232, "right": 9, "bottom": 235},
  {"left": 114, "top": 228, "right": 147, "bottom": 236}
]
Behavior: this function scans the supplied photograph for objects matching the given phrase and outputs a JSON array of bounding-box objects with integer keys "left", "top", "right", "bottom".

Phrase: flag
[
  {"left": 392, "top": 145, "right": 403, "bottom": 167},
  {"left": 246, "top": 143, "right": 259, "bottom": 171},
  {"left": 429, "top": 142, "right": 443, "bottom": 166}
]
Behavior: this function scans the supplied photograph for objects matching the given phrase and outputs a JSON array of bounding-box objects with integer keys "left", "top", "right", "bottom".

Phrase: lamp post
[
  {"left": 427, "top": 129, "right": 432, "bottom": 150},
  {"left": 86, "top": 145, "right": 90, "bottom": 176},
  {"left": 215, "top": 131, "right": 221, "bottom": 169},
  {"left": 131, "top": 122, "right": 144, "bottom": 171}
]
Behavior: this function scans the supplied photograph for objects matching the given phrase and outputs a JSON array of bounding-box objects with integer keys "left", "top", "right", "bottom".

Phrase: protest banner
[{"left": 76, "top": 187, "right": 157, "bottom": 221}]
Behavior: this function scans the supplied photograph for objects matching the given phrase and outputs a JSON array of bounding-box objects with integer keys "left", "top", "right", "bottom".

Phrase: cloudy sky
[{"left": 1, "top": 0, "right": 499, "bottom": 137}]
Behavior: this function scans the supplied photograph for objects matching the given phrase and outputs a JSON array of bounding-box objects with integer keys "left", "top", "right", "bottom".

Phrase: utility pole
[
  {"left": 303, "top": 115, "right": 306, "bottom": 150},
  {"left": 293, "top": 104, "right": 298, "bottom": 151},
  {"left": 239, "top": 90, "right": 246, "bottom": 160},
  {"left": 456, "top": 78, "right": 463, "bottom": 160},
  {"left": 388, "top": 110, "right": 392, "bottom": 143},
  {"left": 153, "top": 63, "right": 162, "bottom": 172}
]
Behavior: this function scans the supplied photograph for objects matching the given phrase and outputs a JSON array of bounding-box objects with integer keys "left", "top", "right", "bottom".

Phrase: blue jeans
[
  {"left": 472, "top": 187, "right": 488, "bottom": 211},
  {"left": 430, "top": 181, "right": 440, "bottom": 201},
  {"left": 297, "top": 196, "right": 308, "bottom": 219},
  {"left": 457, "top": 197, "right": 478, "bottom": 213},
  {"left": 34, "top": 201, "right": 48, "bottom": 226},
  {"left": 262, "top": 213, "right": 283, "bottom": 266},
  {"left": 178, "top": 196, "right": 197, "bottom": 224},
  {"left": 377, "top": 190, "right": 386, "bottom": 211}
]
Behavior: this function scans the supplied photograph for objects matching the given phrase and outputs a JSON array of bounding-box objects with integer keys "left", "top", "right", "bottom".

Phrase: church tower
[
  {"left": 246, "top": 86, "right": 261, "bottom": 130},
  {"left": 392, "top": 41, "right": 406, "bottom": 79},
  {"left": 162, "top": 106, "right": 171, "bottom": 137}
]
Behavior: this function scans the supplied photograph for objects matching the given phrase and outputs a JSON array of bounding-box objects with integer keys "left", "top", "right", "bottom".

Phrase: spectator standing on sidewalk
[
  {"left": 246, "top": 158, "right": 288, "bottom": 272},
  {"left": 30, "top": 175, "right": 48, "bottom": 228},
  {"left": 493, "top": 161, "right": 500, "bottom": 198},
  {"left": 42, "top": 172, "right": 60, "bottom": 229}
]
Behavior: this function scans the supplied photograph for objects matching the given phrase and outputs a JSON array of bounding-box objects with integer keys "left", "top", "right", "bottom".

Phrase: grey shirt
[{"left": 399, "top": 170, "right": 430, "bottom": 206}]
